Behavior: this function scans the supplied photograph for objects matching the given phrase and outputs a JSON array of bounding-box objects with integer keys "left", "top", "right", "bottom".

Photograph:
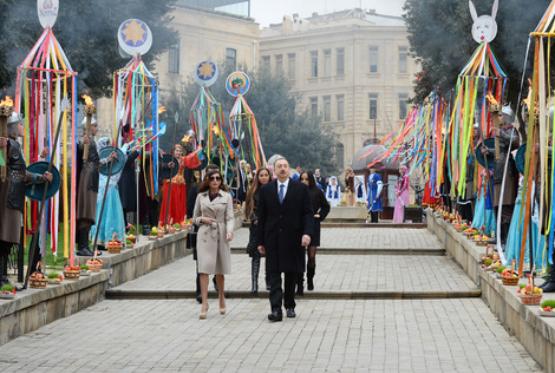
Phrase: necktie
[{"left": 279, "top": 184, "right": 285, "bottom": 204}]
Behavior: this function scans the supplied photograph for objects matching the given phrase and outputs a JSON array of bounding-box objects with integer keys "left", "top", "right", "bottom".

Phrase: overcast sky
[{"left": 251, "top": 0, "right": 406, "bottom": 26}]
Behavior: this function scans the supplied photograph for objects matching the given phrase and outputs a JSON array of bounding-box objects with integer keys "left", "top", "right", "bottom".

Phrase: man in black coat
[{"left": 256, "top": 157, "right": 313, "bottom": 321}]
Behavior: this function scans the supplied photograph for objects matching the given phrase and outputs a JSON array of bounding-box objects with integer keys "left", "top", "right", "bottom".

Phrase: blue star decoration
[
  {"left": 121, "top": 19, "right": 147, "bottom": 47},
  {"left": 197, "top": 62, "right": 216, "bottom": 81}
]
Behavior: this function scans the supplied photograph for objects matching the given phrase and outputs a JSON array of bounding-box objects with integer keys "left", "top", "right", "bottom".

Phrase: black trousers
[
  {"left": 457, "top": 202, "right": 473, "bottom": 222},
  {"left": 268, "top": 271, "right": 297, "bottom": 312},
  {"left": 370, "top": 211, "right": 379, "bottom": 223}
]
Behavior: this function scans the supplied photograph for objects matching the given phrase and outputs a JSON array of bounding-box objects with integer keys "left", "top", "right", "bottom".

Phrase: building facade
[{"left": 259, "top": 9, "right": 418, "bottom": 169}]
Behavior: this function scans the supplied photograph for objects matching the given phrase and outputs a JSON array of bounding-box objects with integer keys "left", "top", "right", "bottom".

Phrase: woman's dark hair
[
  {"left": 300, "top": 171, "right": 316, "bottom": 189},
  {"left": 199, "top": 169, "right": 228, "bottom": 193},
  {"left": 244, "top": 167, "right": 271, "bottom": 218}
]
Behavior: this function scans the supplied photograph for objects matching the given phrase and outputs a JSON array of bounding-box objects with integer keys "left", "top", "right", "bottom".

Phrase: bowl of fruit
[
  {"left": 29, "top": 271, "right": 47, "bottom": 288},
  {"left": 107, "top": 240, "right": 123, "bottom": 254},
  {"left": 539, "top": 300, "right": 555, "bottom": 317},
  {"left": 86, "top": 258, "right": 103, "bottom": 272},
  {"left": 173, "top": 223, "right": 182, "bottom": 232},
  {"left": 474, "top": 234, "right": 491, "bottom": 246},
  {"left": 463, "top": 227, "right": 478, "bottom": 237},
  {"left": 0, "top": 283, "right": 16, "bottom": 300},
  {"left": 517, "top": 277, "right": 543, "bottom": 305},
  {"left": 126, "top": 233, "right": 136, "bottom": 244},
  {"left": 501, "top": 268, "right": 520, "bottom": 286},
  {"left": 64, "top": 265, "right": 81, "bottom": 279},
  {"left": 149, "top": 227, "right": 159, "bottom": 240}
]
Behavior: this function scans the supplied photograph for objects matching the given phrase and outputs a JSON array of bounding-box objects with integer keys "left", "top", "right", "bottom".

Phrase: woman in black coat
[
  {"left": 298, "top": 171, "right": 330, "bottom": 293},
  {"left": 244, "top": 167, "right": 271, "bottom": 295}
]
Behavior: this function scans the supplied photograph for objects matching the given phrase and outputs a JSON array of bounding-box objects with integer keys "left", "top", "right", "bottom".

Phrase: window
[
  {"left": 369, "top": 93, "right": 378, "bottom": 120},
  {"left": 310, "top": 50, "right": 318, "bottom": 78},
  {"left": 399, "top": 93, "right": 409, "bottom": 120},
  {"left": 369, "top": 46, "right": 379, "bottom": 73},
  {"left": 399, "top": 46, "right": 408, "bottom": 73},
  {"left": 336, "top": 143, "right": 345, "bottom": 170},
  {"left": 310, "top": 97, "right": 318, "bottom": 117},
  {"left": 336, "top": 48, "right": 345, "bottom": 76},
  {"left": 275, "top": 54, "right": 283, "bottom": 75},
  {"left": 323, "top": 49, "right": 331, "bottom": 77},
  {"left": 261, "top": 55, "right": 271, "bottom": 71},
  {"left": 336, "top": 95, "right": 345, "bottom": 121},
  {"left": 226, "top": 48, "right": 237, "bottom": 70},
  {"left": 323, "top": 96, "right": 331, "bottom": 121},
  {"left": 287, "top": 53, "right": 296, "bottom": 80},
  {"left": 168, "top": 42, "right": 180, "bottom": 74}
]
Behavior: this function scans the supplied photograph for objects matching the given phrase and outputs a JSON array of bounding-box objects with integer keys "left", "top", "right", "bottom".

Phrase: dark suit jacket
[{"left": 256, "top": 179, "right": 314, "bottom": 273}]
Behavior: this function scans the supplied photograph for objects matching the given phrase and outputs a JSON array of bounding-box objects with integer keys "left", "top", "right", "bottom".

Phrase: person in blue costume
[
  {"left": 505, "top": 175, "right": 546, "bottom": 273},
  {"left": 90, "top": 137, "right": 128, "bottom": 248},
  {"left": 471, "top": 170, "right": 496, "bottom": 235},
  {"left": 366, "top": 167, "right": 383, "bottom": 223}
]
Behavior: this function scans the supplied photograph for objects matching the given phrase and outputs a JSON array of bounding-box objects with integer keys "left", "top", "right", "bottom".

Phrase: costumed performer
[
  {"left": 393, "top": 165, "right": 410, "bottom": 224},
  {"left": 158, "top": 143, "right": 202, "bottom": 227},
  {"left": 90, "top": 137, "right": 127, "bottom": 249},
  {"left": 0, "top": 113, "right": 53, "bottom": 284},
  {"left": 326, "top": 176, "right": 341, "bottom": 207},
  {"left": 367, "top": 167, "right": 383, "bottom": 223}
]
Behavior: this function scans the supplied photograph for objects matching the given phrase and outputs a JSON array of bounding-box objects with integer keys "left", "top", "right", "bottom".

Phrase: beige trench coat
[{"left": 193, "top": 191, "right": 235, "bottom": 275}]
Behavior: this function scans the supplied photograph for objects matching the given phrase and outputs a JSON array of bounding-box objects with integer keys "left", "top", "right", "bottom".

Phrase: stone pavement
[
  {"left": 114, "top": 254, "right": 477, "bottom": 294},
  {"left": 0, "top": 226, "right": 545, "bottom": 372},
  {"left": 231, "top": 227, "right": 442, "bottom": 252},
  {"left": 0, "top": 299, "right": 541, "bottom": 372}
]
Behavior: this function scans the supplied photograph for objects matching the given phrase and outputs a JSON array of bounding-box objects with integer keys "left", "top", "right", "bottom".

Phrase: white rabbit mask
[{"left": 469, "top": 0, "right": 499, "bottom": 43}]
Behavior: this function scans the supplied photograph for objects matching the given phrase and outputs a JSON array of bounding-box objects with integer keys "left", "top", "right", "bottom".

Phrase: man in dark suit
[{"left": 256, "top": 157, "right": 313, "bottom": 322}]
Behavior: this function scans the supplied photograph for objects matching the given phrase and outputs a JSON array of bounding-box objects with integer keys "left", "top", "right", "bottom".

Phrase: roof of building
[
  {"left": 262, "top": 8, "right": 405, "bottom": 37},
  {"left": 174, "top": 0, "right": 253, "bottom": 21}
]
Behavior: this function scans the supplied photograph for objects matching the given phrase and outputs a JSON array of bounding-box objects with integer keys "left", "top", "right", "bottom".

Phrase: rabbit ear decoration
[
  {"left": 469, "top": 0, "right": 478, "bottom": 22},
  {"left": 491, "top": 0, "right": 499, "bottom": 19}
]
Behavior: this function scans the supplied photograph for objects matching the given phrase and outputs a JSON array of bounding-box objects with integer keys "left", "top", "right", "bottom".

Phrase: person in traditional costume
[
  {"left": 0, "top": 113, "right": 52, "bottom": 284},
  {"left": 90, "top": 137, "right": 128, "bottom": 249},
  {"left": 367, "top": 167, "right": 383, "bottom": 223},
  {"left": 479, "top": 106, "right": 518, "bottom": 242},
  {"left": 76, "top": 116, "right": 101, "bottom": 257},
  {"left": 158, "top": 143, "right": 202, "bottom": 227},
  {"left": 393, "top": 165, "right": 410, "bottom": 224},
  {"left": 344, "top": 168, "right": 356, "bottom": 206},
  {"left": 354, "top": 174, "right": 367, "bottom": 204},
  {"left": 325, "top": 176, "right": 341, "bottom": 207},
  {"left": 118, "top": 126, "right": 141, "bottom": 226}
]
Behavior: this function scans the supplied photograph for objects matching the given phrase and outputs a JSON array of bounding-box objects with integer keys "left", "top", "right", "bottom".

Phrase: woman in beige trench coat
[{"left": 193, "top": 169, "right": 235, "bottom": 319}]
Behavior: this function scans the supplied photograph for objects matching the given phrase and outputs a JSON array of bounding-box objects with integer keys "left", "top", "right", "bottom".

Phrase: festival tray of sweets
[
  {"left": 80, "top": 264, "right": 90, "bottom": 277},
  {"left": 0, "top": 283, "right": 16, "bottom": 300}
]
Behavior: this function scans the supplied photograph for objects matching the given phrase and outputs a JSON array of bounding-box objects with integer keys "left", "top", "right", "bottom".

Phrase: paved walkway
[
  {"left": 114, "top": 254, "right": 477, "bottom": 293},
  {"left": 0, "top": 226, "right": 544, "bottom": 372},
  {"left": 231, "top": 228, "right": 442, "bottom": 251},
  {"left": 0, "top": 299, "right": 541, "bottom": 372}
]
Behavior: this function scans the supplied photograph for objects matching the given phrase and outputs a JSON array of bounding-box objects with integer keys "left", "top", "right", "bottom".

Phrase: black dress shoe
[
  {"left": 542, "top": 281, "right": 555, "bottom": 293},
  {"left": 76, "top": 248, "right": 93, "bottom": 257},
  {"left": 267, "top": 311, "right": 283, "bottom": 322},
  {"left": 195, "top": 294, "right": 202, "bottom": 304},
  {"left": 286, "top": 308, "right": 296, "bottom": 318}
]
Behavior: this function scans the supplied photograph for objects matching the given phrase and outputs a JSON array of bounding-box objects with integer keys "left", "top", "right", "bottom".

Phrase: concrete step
[
  {"left": 105, "top": 288, "right": 482, "bottom": 300},
  {"left": 242, "top": 222, "right": 428, "bottom": 229},
  {"left": 112, "top": 254, "right": 478, "bottom": 296},
  {"left": 230, "top": 247, "right": 445, "bottom": 256}
]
